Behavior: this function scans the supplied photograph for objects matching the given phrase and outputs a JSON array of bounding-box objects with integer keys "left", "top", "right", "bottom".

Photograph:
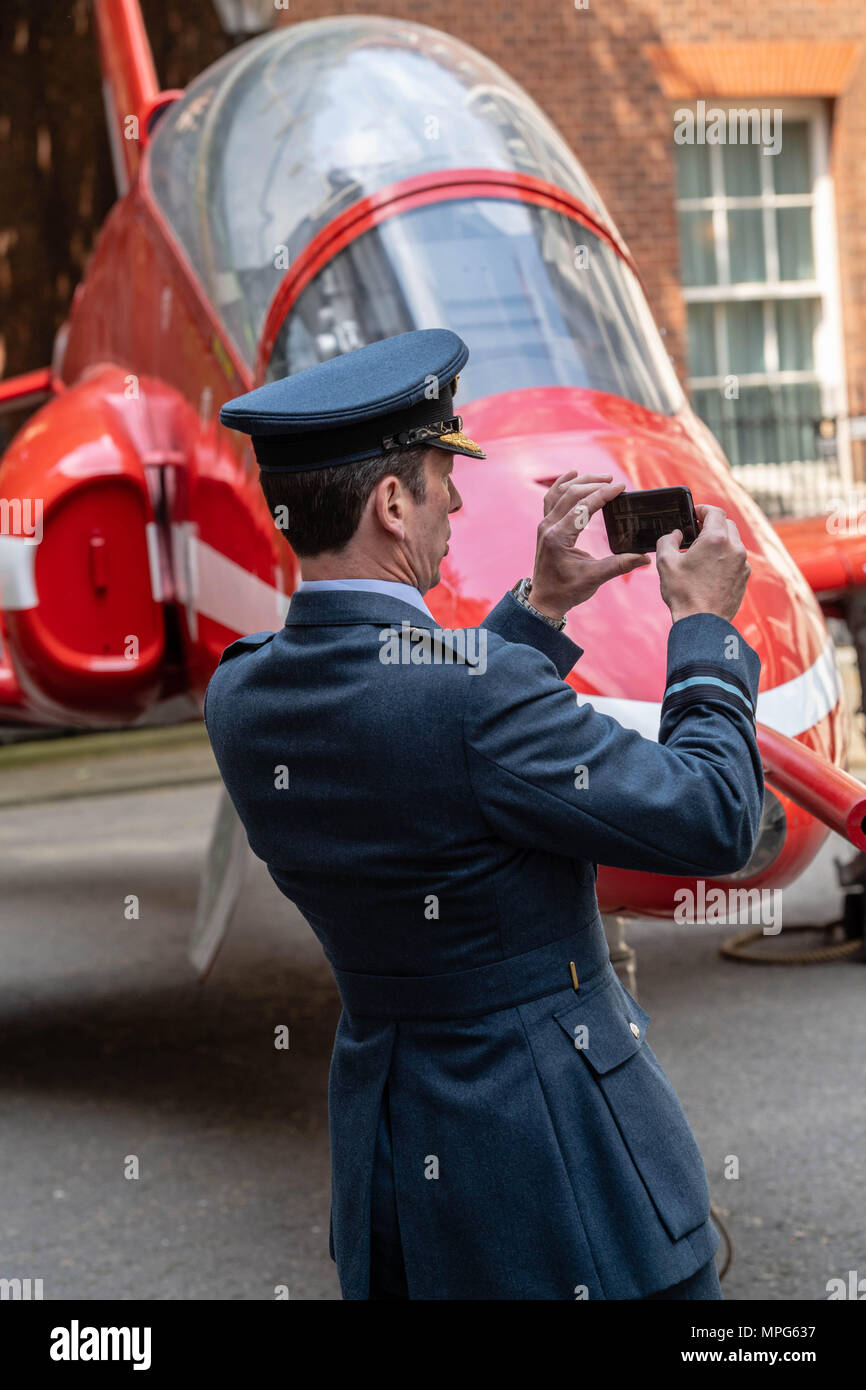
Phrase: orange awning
[{"left": 643, "top": 40, "right": 863, "bottom": 99}]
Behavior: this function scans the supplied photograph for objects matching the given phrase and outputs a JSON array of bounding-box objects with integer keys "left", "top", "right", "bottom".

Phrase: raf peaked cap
[{"left": 219, "top": 329, "right": 486, "bottom": 472}]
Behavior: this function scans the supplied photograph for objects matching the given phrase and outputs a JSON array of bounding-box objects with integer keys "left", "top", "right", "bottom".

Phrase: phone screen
[{"left": 604, "top": 488, "right": 698, "bottom": 553}]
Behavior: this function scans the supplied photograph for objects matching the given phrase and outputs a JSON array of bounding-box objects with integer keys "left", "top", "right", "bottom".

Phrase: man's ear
[{"left": 371, "top": 471, "right": 407, "bottom": 540}]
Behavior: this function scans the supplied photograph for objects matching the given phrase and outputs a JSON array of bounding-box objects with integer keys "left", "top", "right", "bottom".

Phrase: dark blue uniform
[
  {"left": 205, "top": 586, "right": 762, "bottom": 1299},
  {"left": 208, "top": 328, "right": 763, "bottom": 1299}
]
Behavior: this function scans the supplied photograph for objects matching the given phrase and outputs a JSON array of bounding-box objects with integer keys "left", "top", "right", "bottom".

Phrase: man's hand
[
  {"left": 656, "top": 504, "right": 751, "bottom": 624},
  {"left": 530, "top": 472, "right": 650, "bottom": 621}
]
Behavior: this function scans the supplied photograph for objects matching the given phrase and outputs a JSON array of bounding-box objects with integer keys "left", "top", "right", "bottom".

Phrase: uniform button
[{"left": 629, "top": 1021, "right": 640, "bottom": 1037}]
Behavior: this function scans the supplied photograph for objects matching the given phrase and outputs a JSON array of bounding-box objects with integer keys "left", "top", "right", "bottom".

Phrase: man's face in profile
[{"left": 403, "top": 448, "right": 464, "bottom": 594}]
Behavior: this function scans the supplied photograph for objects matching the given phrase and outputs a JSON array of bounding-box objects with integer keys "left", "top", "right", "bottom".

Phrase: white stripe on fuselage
[
  {"left": 0, "top": 536, "right": 38, "bottom": 610},
  {"left": 0, "top": 527, "right": 842, "bottom": 738},
  {"left": 576, "top": 634, "right": 841, "bottom": 739},
  {"left": 190, "top": 536, "right": 290, "bottom": 634}
]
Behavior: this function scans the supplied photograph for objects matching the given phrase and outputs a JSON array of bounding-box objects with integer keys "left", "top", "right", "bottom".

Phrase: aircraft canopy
[{"left": 148, "top": 17, "right": 615, "bottom": 362}]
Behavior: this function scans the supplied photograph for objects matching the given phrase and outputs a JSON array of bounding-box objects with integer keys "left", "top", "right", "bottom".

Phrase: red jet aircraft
[{"left": 2, "top": 2, "right": 866, "bottom": 964}]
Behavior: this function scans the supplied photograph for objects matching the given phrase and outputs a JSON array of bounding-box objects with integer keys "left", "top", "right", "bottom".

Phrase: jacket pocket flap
[
  {"left": 552, "top": 978, "right": 709, "bottom": 1243},
  {"left": 554, "top": 981, "right": 651, "bottom": 1075}
]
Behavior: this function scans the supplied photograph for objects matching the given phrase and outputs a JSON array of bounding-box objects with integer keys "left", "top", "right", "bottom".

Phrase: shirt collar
[{"left": 295, "top": 577, "right": 435, "bottom": 620}]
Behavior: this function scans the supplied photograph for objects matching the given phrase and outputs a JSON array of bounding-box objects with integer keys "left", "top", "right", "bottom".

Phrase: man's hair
[{"left": 259, "top": 445, "right": 430, "bottom": 556}]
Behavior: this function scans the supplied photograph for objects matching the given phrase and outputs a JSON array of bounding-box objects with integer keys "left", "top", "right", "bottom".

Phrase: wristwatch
[{"left": 510, "top": 577, "right": 567, "bottom": 631}]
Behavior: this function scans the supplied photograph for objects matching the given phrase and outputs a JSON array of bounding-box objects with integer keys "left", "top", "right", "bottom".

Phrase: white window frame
[{"left": 675, "top": 98, "right": 850, "bottom": 485}]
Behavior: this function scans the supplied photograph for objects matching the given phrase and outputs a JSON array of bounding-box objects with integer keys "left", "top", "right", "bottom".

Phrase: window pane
[
  {"left": 676, "top": 143, "right": 712, "bottom": 199},
  {"left": 726, "top": 301, "right": 766, "bottom": 374},
  {"left": 776, "top": 299, "right": 818, "bottom": 370},
  {"left": 678, "top": 210, "right": 717, "bottom": 285},
  {"left": 686, "top": 303, "right": 717, "bottom": 377},
  {"left": 733, "top": 386, "right": 777, "bottom": 466},
  {"left": 691, "top": 388, "right": 741, "bottom": 466},
  {"left": 727, "top": 209, "right": 766, "bottom": 282},
  {"left": 700, "top": 385, "right": 824, "bottom": 475},
  {"left": 776, "top": 207, "right": 814, "bottom": 279},
  {"left": 776, "top": 383, "right": 822, "bottom": 463},
  {"left": 720, "top": 383, "right": 823, "bottom": 466},
  {"left": 773, "top": 121, "right": 811, "bottom": 194},
  {"left": 722, "top": 140, "right": 761, "bottom": 196}
]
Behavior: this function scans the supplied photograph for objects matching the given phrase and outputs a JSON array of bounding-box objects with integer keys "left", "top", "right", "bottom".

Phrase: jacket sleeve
[
  {"left": 462, "top": 607, "right": 764, "bottom": 877},
  {"left": 480, "top": 589, "right": 585, "bottom": 677}
]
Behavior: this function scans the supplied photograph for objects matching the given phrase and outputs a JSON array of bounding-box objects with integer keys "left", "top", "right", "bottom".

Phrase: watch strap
[{"left": 510, "top": 577, "right": 567, "bottom": 631}]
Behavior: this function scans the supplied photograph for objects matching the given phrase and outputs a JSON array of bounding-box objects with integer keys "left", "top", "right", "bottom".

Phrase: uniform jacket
[{"left": 204, "top": 587, "right": 764, "bottom": 1299}]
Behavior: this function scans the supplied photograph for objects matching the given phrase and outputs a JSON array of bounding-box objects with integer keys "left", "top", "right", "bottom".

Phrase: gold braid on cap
[{"left": 438, "top": 428, "right": 484, "bottom": 455}]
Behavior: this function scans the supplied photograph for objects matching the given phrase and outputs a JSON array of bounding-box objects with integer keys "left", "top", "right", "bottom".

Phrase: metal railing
[{"left": 693, "top": 390, "right": 866, "bottom": 519}]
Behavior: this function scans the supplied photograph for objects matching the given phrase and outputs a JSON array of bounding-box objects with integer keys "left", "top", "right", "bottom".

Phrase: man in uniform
[{"left": 204, "top": 328, "right": 762, "bottom": 1300}]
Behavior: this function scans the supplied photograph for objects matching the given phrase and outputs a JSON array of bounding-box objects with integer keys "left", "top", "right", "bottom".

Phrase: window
[{"left": 675, "top": 102, "right": 847, "bottom": 510}]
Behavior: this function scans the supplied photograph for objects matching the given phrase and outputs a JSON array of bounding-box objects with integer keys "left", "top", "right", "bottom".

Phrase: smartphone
[{"left": 603, "top": 486, "right": 700, "bottom": 554}]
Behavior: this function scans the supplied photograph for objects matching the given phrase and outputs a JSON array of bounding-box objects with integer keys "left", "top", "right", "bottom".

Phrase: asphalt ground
[
  {"left": 0, "top": 779, "right": 341, "bottom": 1301},
  {"left": 1, "top": 651, "right": 864, "bottom": 1301}
]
